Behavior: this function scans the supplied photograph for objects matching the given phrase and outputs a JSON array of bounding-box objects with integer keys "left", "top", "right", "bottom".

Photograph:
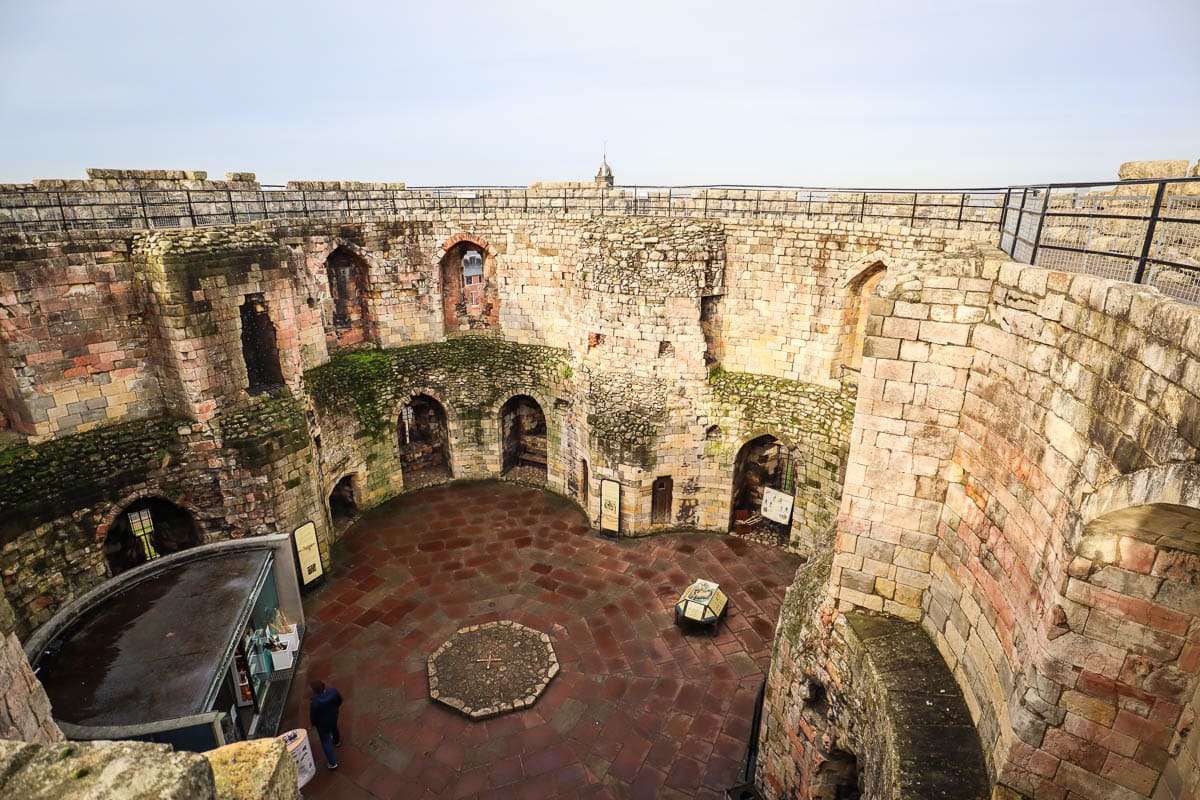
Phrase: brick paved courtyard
[{"left": 281, "top": 481, "right": 801, "bottom": 799}]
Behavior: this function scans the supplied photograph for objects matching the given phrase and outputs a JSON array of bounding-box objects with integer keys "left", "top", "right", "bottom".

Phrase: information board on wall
[
  {"left": 292, "top": 522, "right": 324, "bottom": 586},
  {"left": 600, "top": 480, "right": 621, "bottom": 534},
  {"left": 761, "top": 487, "right": 795, "bottom": 525}
]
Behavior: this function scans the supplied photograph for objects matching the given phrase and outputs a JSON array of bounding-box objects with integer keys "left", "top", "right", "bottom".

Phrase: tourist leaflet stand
[{"left": 675, "top": 579, "right": 729, "bottom": 633}]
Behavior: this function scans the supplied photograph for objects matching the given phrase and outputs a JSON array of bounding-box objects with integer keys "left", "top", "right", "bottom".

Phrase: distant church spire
[{"left": 595, "top": 144, "right": 614, "bottom": 188}]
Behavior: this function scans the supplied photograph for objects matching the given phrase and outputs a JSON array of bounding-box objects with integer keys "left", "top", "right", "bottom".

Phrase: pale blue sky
[{"left": 1, "top": 0, "right": 1197, "bottom": 187}]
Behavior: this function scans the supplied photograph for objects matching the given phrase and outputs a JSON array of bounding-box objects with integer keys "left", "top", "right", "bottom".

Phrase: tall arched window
[
  {"left": 844, "top": 265, "right": 887, "bottom": 375},
  {"left": 462, "top": 249, "right": 484, "bottom": 305}
]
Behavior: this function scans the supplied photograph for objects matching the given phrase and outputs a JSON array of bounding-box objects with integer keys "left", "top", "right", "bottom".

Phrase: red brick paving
[{"left": 281, "top": 481, "right": 799, "bottom": 799}]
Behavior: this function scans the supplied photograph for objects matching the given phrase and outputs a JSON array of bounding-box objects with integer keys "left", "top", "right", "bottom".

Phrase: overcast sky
[{"left": 1, "top": 0, "right": 1197, "bottom": 187}]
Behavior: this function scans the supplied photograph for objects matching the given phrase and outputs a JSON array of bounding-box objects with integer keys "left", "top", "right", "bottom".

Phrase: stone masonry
[{"left": 2, "top": 165, "right": 1200, "bottom": 799}]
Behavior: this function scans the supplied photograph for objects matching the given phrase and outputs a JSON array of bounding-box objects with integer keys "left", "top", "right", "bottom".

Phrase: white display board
[
  {"left": 600, "top": 480, "right": 621, "bottom": 533},
  {"left": 761, "top": 486, "right": 795, "bottom": 525},
  {"left": 293, "top": 521, "right": 324, "bottom": 586},
  {"left": 280, "top": 728, "right": 316, "bottom": 788}
]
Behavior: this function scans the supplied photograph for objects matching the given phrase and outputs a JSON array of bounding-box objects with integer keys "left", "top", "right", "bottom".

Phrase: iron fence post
[
  {"left": 1133, "top": 180, "right": 1168, "bottom": 285},
  {"left": 138, "top": 190, "right": 150, "bottom": 230},
  {"left": 185, "top": 189, "right": 196, "bottom": 228},
  {"left": 806, "top": 191, "right": 813, "bottom": 219},
  {"left": 227, "top": 189, "right": 235, "bottom": 225},
  {"left": 909, "top": 192, "right": 918, "bottom": 227},
  {"left": 956, "top": 193, "right": 966, "bottom": 229},
  {"left": 55, "top": 191, "right": 66, "bottom": 229},
  {"left": 997, "top": 188, "right": 1012, "bottom": 249},
  {"left": 755, "top": 190, "right": 761, "bottom": 216},
  {"left": 344, "top": 192, "right": 351, "bottom": 218},
  {"left": 259, "top": 189, "right": 267, "bottom": 222},
  {"left": 703, "top": 189, "right": 708, "bottom": 219},
  {"left": 1028, "top": 186, "right": 1053, "bottom": 266},
  {"left": 858, "top": 192, "right": 866, "bottom": 223},
  {"left": 1010, "top": 188, "right": 1028, "bottom": 259}
]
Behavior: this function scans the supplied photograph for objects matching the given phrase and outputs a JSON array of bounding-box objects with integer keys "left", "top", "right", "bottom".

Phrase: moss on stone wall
[
  {"left": 710, "top": 370, "right": 856, "bottom": 439},
  {"left": 304, "top": 338, "right": 569, "bottom": 440},
  {"left": 220, "top": 388, "right": 309, "bottom": 468},
  {"left": 0, "top": 417, "right": 186, "bottom": 541}
]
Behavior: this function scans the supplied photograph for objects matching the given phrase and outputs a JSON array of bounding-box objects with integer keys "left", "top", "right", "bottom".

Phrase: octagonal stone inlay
[{"left": 427, "top": 620, "right": 559, "bottom": 720}]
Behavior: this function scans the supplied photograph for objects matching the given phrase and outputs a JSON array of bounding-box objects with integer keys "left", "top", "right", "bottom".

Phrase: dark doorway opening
[
  {"left": 103, "top": 498, "right": 201, "bottom": 576},
  {"left": 325, "top": 247, "right": 370, "bottom": 339},
  {"left": 500, "top": 395, "right": 547, "bottom": 480},
  {"left": 329, "top": 474, "right": 358, "bottom": 531},
  {"left": 240, "top": 294, "right": 284, "bottom": 394},
  {"left": 729, "top": 435, "right": 794, "bottom": 544},
  {"left": 399, "top": 395, "right": 451, "bottom": 488},
  {"left": 813, "top": 749, "right": 861, "bottom": 800}
]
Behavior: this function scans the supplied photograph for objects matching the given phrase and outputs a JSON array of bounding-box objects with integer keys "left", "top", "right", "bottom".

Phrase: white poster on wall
[
  {"left": 292, "top": 521, "right": 324, "bottom": 586},
  {"left": 600, "top": 480, "right": 621, "bottom": 533},
  {"left": 761, "top": 487, "right": 795, "bottom": 525}
]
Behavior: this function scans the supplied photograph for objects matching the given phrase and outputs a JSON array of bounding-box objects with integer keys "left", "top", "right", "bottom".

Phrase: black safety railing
[
  {"left": 998, "top": 178, "right": 1200, "bottom": 304},
  {"left": 2, "top": 178, "right": 1198, "bottom": 303}
]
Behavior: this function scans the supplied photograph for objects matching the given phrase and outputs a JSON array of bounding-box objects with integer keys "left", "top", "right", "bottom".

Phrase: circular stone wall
[{"left": 428, "top": 620, "right": 558, "bottom": 719}]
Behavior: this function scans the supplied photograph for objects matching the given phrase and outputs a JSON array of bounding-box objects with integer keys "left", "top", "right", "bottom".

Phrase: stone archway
[
  {"left": 324, "top": 246, "right": 371, "bottom": 347},
  {"left": 102, "top": 497, "right": 201, "bottom": 576},
  {"left": 398, "top": 394, "right": 452, "bottom": 488},
  {"left": 499, "top": 395, "right": 547, "bottom": 480},
  {"left": 439, "top": 233, "right": 499, "bottom": 334},
  {"left": 729, "top": 434, "right": 795, "bottom": 545}
]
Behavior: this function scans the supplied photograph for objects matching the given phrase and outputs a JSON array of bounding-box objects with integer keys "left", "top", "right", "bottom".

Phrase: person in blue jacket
[{"left": 308, "top": 679, "right": 343, "bottom": 769}]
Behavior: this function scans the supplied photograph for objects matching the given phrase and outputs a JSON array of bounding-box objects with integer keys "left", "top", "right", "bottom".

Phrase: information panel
[
  {"left": 600, "top": 480, "right": 621, "bottom": 534},
  {"left": 292, "top": 521, "right": 324, "bottom": 586},
  {"left": 761, "top": 487, "right": 795, "bottom": 526}
]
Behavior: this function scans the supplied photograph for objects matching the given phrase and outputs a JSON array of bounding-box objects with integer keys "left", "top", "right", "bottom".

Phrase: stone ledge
[
  {"left": 844, "top": 613, "right": 990, "bottom": 800},
  {"left": 0, "top": 738, "right": 299, "bottom": 800}
]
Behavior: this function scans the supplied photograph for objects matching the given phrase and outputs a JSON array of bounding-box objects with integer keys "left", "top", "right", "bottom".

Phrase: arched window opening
[
  {"left": 398, "top": 395, "right": 451, "bottom": 488},
  {"left": 706, "top": 425, "right": 723, "bottom": 441},
  {"left": 652, "top": 476, "right": 674, "bottom": 525},
  {"left": 580, "top": 459, "right": 589, "bottom": 506},
  {"left": 325, "top": 247, "right": 369, "bottom": 340},
  {"left": 103, "top": 498, "right": 201, "bottom": 576},
  {"left": 730, "top": 435, "right": 795, "bottom": 546},
  {"left": 500, "top": 395, "right": 547, "bottom": 480},
  {"left": 844, "top": 266, "right": 886, "bottom": 376},
  {"left": 440, "top": 241, "right": 499, "bottom": 333},
  {"left": 328, "top": 474, "right": 358, "bottom": 532},
  {"left": 240, "top": 294, "right": 284, "bottom": 394}
]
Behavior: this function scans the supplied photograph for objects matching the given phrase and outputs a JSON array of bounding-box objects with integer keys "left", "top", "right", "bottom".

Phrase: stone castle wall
[
  {"left": 0, "top": 197, "right": 991, "bottom": 639},
  {"left": 757, "top": 240, "right": 1200, "bottom": 798},
  {"left": 5, "top": 169, "right": 1200, "bottom": 799}
]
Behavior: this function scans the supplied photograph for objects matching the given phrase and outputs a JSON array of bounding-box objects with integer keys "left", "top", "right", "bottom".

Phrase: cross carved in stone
[{"left": 476, "top": 653, "right": 503, "bottom": 670}]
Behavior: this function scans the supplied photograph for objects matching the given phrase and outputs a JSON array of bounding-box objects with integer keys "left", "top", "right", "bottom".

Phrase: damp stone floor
[{"left": 280, "top": 480, "right": 801, "bottom": 800}]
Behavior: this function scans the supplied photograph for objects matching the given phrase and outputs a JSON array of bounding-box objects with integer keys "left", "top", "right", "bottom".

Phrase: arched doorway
[
  {"left": 103, "top": 498, "right": 201, "bottom": 576},
  {"left": 729, "top": 434, "right": 795, "bottom": 545},
  {"left": 398, "top": 395, "right": 451, "bottom": 488},
  {"left": 499, "top": 395, "right": 547, "bottom": 480},
  {"left": 324, "top": 246, "right": 370, "bottom": 346},
  {"left": 328, "top": 474, "right": 358, "bottom": 531}
]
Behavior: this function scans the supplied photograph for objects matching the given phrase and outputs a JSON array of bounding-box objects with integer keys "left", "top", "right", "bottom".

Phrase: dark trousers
[{"left": 316, "top": 724, "right": 340, "bottom": 766}]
